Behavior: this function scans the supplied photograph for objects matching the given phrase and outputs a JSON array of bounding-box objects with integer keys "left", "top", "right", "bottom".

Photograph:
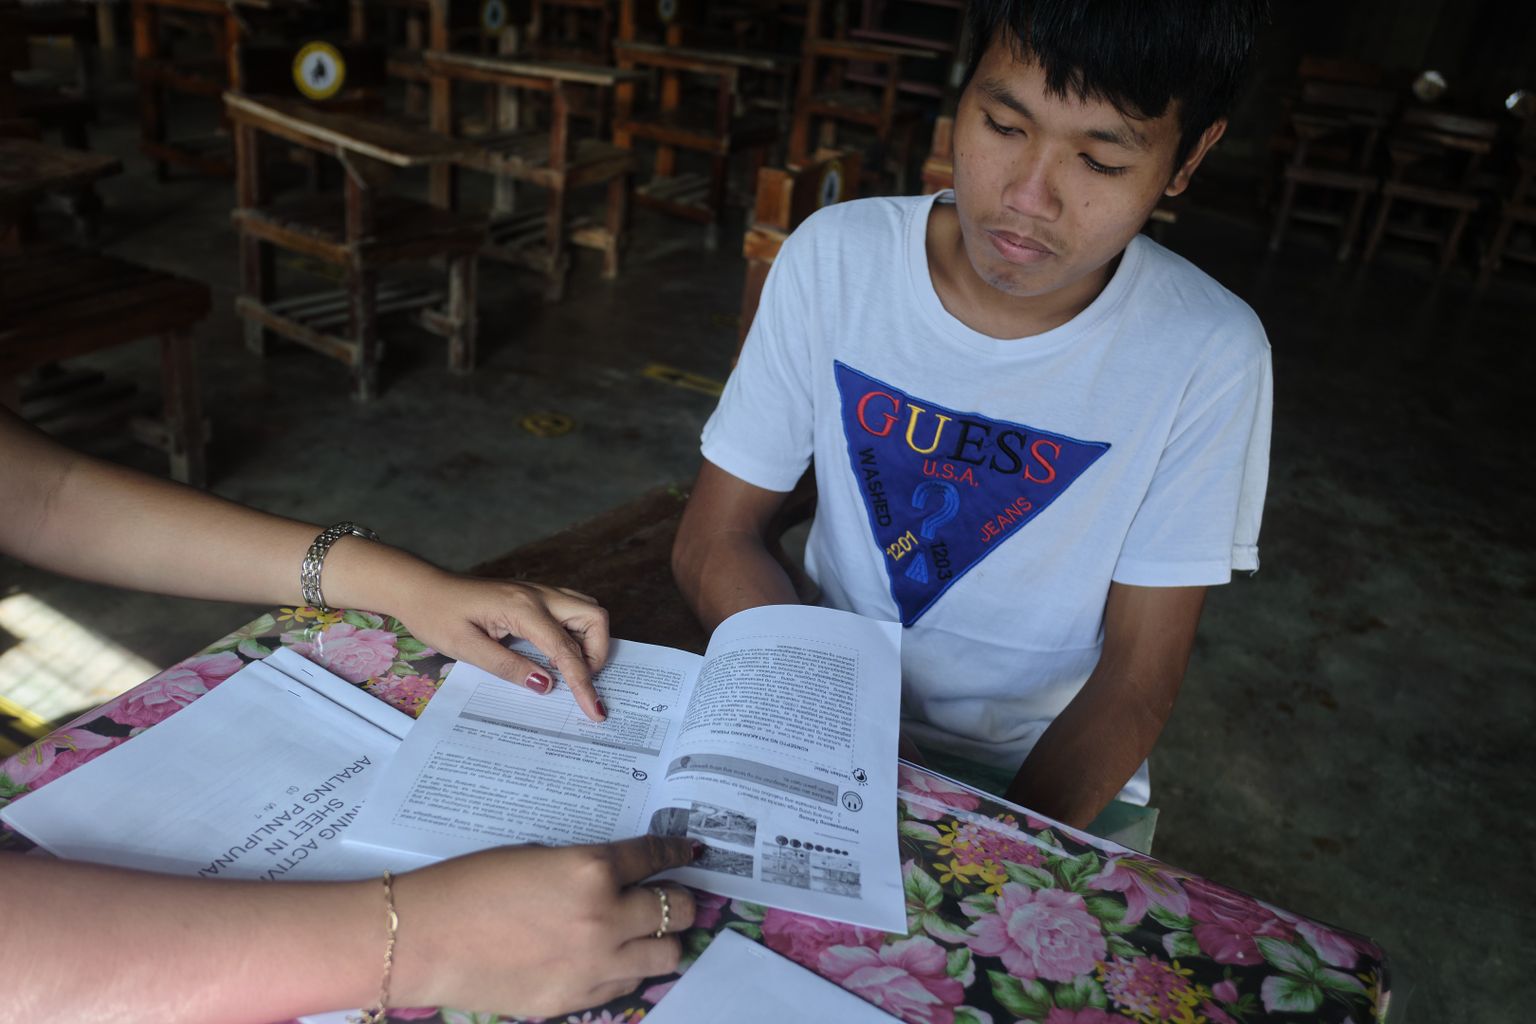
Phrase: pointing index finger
[
  {"left": 606, "top": 834, "right": 699, "bottom": 886},
  {"left": 524, "top": 619, "right": 606, "bottom": 722}
]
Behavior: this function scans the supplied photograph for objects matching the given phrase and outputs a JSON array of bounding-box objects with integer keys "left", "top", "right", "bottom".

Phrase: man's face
[{"left": 949, "top": 36, "right": 1216, "bottom": 304}]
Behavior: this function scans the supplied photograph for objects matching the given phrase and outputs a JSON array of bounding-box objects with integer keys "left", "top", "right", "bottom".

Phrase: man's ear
[{"left": 1164, "top": 119, "right": 1227, "bottom": 197}]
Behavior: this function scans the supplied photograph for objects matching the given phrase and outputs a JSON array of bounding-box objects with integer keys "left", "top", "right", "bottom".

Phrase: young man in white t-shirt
[{"left": 672, "top": 0, "right": 1273, "bottom": 829}]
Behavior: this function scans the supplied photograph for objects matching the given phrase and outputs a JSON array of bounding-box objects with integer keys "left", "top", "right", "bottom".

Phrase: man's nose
[{"left": 1001, "top": 149, "right": 1064, "bottom": 221}]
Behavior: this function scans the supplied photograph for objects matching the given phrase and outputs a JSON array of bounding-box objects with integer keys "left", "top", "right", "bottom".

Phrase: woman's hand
[
  {"left": 387, "top": 570, "right": 613, "bottom": 721},
  {"left": 391, "top": 835, "right": 700, "bottom": 1018}
]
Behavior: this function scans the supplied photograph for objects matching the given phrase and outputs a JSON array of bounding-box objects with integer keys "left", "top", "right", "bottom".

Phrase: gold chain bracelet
[{"left": 351, "top": 871, "right": 398, "bottom": 1024}]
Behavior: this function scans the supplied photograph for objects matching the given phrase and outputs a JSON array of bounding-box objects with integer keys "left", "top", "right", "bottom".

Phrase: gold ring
[{"left": 650, "top": 885, "right": 671, "bottom": 938}]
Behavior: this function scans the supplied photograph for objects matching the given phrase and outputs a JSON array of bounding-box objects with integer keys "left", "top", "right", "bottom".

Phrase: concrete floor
[{"left": 4, "top": 75, "right": 1534, "bottom": 1024}]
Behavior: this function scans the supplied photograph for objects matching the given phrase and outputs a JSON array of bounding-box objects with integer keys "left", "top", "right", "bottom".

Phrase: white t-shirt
[{"left": 701, "top": 191, "right": 1272, "bottom": 804}]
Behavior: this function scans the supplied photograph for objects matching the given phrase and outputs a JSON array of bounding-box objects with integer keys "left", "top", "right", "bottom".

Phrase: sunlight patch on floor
[{"left": 0, "top": 593, "right": 161, "bottom": 724}]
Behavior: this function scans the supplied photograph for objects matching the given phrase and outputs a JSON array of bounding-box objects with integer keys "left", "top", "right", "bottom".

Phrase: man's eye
[
  {"left": 983, "top": 112, "right": 1020, "bottom": 137},
  {"left": 1082, "top": 155, "right": 1128, "bottom": 176}
]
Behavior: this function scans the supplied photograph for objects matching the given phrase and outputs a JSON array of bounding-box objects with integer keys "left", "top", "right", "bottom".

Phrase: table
[
  {"left": 419, "top": 50, "right": 646, "bottom": 299},
  {"left": 224, "top": 91, "right": 485, "bottom": 400},
  {"left": 130, "top": 0, "right": 298, "bottom": 177},
  {"left": 0, "top": 608, "right": 1391, "bottom": 1024},
  {"left": 0, "top": 136, "right": 120, "bottom": 235}
]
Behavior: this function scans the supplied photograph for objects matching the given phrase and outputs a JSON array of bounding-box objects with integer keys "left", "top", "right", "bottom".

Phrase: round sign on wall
[{"left": 292, "top": 41, "right": 346, "bottom": 101}]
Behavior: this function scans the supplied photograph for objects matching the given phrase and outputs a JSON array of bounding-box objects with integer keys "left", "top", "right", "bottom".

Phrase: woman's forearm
[{"left": 0, "top": 855, "right": 380, "bottom": 1024}]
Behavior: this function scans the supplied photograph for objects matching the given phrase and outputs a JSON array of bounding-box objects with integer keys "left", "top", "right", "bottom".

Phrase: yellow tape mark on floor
[
  {"left": 520, "top": 412, "right": 576, "bottom": 438},
  {"left": 641, "top": 363, "right": 725, "bottom": 397}
]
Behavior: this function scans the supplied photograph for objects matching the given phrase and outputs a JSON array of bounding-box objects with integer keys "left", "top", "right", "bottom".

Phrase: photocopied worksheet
[
  {"left": 346, "top": 604, "right": 907, "bottom": 931},
  {"left": 642, "top": 928, "right": 900, "bottom": 1024},
  {"left": 0, "top": 647, "right": 430, "bottom": 881}
]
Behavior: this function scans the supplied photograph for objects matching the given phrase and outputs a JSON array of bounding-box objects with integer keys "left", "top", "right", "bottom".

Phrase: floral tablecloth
[{"left": 0, "top": 608, "right": 1391, "bottom": 1024}]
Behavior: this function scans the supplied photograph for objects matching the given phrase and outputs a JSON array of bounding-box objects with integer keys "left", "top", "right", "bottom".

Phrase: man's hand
[{"left": 1006, "top": 582, "right": 1206, "bottom": 827}]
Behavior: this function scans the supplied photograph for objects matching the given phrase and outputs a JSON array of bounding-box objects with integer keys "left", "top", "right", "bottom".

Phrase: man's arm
[
  {"left": 672, "top": 459, "right": 802, "bottom": 632},
  {"left": 1005, "top": 582, "right": 1206, "bottom": 827}
]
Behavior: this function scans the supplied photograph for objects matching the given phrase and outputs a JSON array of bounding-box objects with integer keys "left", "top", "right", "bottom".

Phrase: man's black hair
[{"left": 962, "top": 0, "right": 1269, "bottom": 167}]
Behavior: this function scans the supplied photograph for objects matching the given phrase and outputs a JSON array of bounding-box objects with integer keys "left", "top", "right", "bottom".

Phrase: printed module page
[
  {"left": 644, "top": 605, "right": 906, "bottom": 932},
  {"left": 345, "top": 639, "right": 701, "bottom": 861},
  {"left": 0, "top": 657, "right": 411, "bottom": 881}
]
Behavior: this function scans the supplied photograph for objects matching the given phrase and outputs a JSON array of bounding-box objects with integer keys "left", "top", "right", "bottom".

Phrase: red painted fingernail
[
  {"left": 691, "top": 840, "right": 706, "bottom": 861},
  {"left": 595, "top": 699, "right": 607, "bottom": 718},
  {"left": 525, "top": 671, "right": 552, "bottom": 694}
]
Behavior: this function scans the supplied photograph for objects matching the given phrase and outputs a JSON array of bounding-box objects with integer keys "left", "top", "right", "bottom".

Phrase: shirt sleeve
[
  {"left": 1111, "top": 322, "right": 1274, "bottom": 587},
  {"left": 699, "top": 228, "right": 819, "bottom": 492}
]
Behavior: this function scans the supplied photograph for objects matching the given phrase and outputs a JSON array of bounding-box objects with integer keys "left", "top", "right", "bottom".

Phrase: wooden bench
[
  {"left": 226, "top": 88, "right": 486, "bottom": 400},
  {"left": 1, "top": 5, "right": 102, "bottom": 235},
  {"left": 1479, "top": 152, "right": 1536, "bottom": 287},
  {"left": 788, "top": 0, "right": 939, "bottom": 191},
  {"left": 0, "top": 243, "right": 210, "bottom": 486},
  {"left": 611, "top": 0, "right": 794, "bottom": 243},
  {"left": 1362, "top": 106, "right": 1500, "bottom": 271},
  {"left": 424, "top": 48, "right": 643, "bottom": 300},
  {"left": 131, "top": 0, "right": 252, "bottom": 178},
  {"left": 1267, "top": 80, "right": 1396, "bottom": 261},
  {"left": 1, "top": 2, "right": 95, "bottom": 150}
]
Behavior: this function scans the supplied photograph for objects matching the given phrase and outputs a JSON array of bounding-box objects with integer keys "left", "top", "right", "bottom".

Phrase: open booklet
[
  {"left": 345, "top": 604, "right": 907, "bottom": 932},
  {"left": 0, "top": 647, "right": 426, "bottom": 880}
]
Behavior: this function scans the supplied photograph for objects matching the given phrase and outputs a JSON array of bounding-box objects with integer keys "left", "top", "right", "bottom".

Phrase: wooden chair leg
[
  {"left": 891, "top": 121, "right": 916, "bottom": 195},
  {"left": 447, "top": 253, "right": 477, "bottom": 373},
  {"left": 1440, "top": 210, "right": 1471, "bottom": 273},
  {"left": 543, "top": 185, "right": 570, "bottom": 302},
  {"left": 132, "top": 0, "right": 168, "bottom": 180},
  {"left": 1337, "top": 189, "right": 1371, "bottom": 261},
  {"left": 239, "top": 237, "right": 273, "bottom": 355},
  {"left": 788, "top": 109, "right": 812, "bottom": 165},
  {"left": 817, "top": 119, "right": 836, "bottom": 151},
  {"left": 1361, "top": 193, "right": 1393, "bottom": 264},
  {"left": 160, "top": 327, "right": 206, "bottom": 487},
  {"left": 655, "top": 144, "right": 677, "bottom": 178},
  {"left": 349, "top": 265, "right": 380, "bottom": 400},
  {"left": 602, "top": 173, "right": 627, "bottom": 280},
  {"left": 707, "top": 153, "right": 729, "bottom": 232},
  {"left": 1478, "top": 210, "right": 1516, "bottom": 288},
  {"left": 234, "top": 123, "right": 271, "bottom": 354}
]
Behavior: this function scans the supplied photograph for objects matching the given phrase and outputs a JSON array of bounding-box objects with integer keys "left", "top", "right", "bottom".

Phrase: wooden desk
[
  {"left": 0, "top": 242, "right": 210, "bottom": 485},
  {"left": 224, "top": 91, "right": 476, "bottom": 167},
  {"left": 0, "top": 136, "right": 120, "bottom": 208},
  {"left": 613, "top": 38, "right": 794, "bottom": 73},
  {"left": 421, "top": 50, "right": 644, "bottom": 299},
  {"left": 131, "top": 0, "right": 295, "bottom": 178},
  {"left": 611, "top": 38, "right": 794, "bottom": 238},
  {"left": 224, "top": 91, "right": 486, "bottom": 400},
  {"left": 789, "top": 23, "right": 940, "bottom": 190},
  {"left": 1480, "top": 153, "right": 1536, "bottom": 286},
  {"left": 425, "top": 49, "right": 646, "bottom": 90},
  {"left": 0, "top": 136, "right": 119, "bottom": 241}
]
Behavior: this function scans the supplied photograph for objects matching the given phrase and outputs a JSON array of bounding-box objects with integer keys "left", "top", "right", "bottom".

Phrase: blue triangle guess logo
[{"left": 834, "top": 361, "right": 1110, "bottom": 625}]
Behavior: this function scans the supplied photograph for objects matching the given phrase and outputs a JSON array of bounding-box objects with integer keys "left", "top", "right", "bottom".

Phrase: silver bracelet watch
[{"left": 300, "top": 521, "right": 379, "bottom": 611}]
